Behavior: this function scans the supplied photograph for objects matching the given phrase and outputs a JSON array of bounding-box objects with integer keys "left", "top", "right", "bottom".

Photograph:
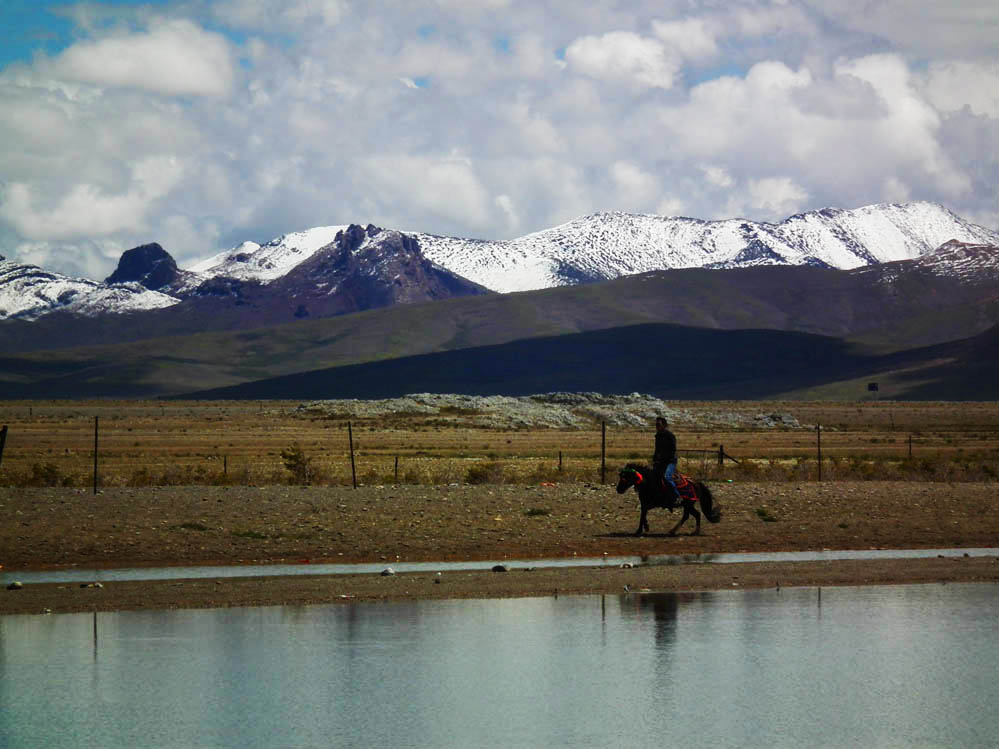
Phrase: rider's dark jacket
[{"left": 653, "top": 428, "right": 677, "bottom": 470}]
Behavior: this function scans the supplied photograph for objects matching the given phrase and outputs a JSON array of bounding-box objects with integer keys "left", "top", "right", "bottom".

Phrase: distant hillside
[
  {"left": 173, "top": 323, "right": 998, "bottom": 402},
  {"left": 5, "top": 238, "right": 999, "bottom": 354},
  {"left": 3, "top": 249, "right": 999, "bottom": 399}
]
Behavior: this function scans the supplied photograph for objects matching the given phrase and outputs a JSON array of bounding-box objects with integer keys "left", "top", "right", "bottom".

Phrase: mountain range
[{"left": 2, "top": 201, "right": 998, "bottom": 400}]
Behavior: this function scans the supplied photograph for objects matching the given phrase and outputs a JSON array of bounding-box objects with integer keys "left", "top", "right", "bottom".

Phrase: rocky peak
[
  {"left": 333, "top": 224, "right": 389, "bottom": 253},
  {"left": 273, "top": 224, "right": 489, "bottom": 317},
  {"left": 105, "top": 243, "right": 180, "bottom": 290}
]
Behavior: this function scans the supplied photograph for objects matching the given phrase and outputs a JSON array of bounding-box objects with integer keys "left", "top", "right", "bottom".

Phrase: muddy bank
[{"left": 2, "top": 481, "right": 998, "bottom": 614}]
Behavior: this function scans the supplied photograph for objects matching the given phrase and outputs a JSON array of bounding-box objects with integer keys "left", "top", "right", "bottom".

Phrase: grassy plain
[{"left": 2, "top": 399, "right": 998, "bottom": 488}]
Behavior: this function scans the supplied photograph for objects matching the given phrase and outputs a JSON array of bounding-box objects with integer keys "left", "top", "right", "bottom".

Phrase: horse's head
[{"left": 616, "top": 466, "right": 644, "bottom": 494}]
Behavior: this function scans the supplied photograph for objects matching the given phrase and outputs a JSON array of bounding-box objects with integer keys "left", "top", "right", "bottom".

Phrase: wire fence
[{"left": 3, "top": 410, "right": 998, "bottom": 489}]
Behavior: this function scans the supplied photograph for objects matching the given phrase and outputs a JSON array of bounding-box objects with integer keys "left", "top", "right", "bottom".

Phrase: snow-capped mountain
[
  {"left": 185, "top": 225, "right": 348, "bottom": 286},
  {"left": 414, "top": 201, "right": 999, "bottom": 292},
  {"left": 0, "top": 254, "right": 179, "bottom": 321},
  {"left": 264, "top": 223, "right": 489, "bottom": 313},
  {"left": 897, "top": 239, "right": 999, "bottom": 282},
  {"left": 2, "top": 201, "right": 998, "bottom": 323}
]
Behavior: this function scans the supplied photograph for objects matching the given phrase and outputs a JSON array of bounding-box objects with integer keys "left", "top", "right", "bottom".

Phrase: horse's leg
[
  {"left": 667, "top": 507, "right": 688, "bottom": 536},
  {"left": 690, "top": 506, "right": 702, "bottom": 536},
  {"left": 635, "top": 506, "right": 648, "bottom": 537}
]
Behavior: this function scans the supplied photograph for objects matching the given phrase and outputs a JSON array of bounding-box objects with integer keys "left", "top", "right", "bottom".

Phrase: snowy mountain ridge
[
  {"left": 413, "top": 201, "right": 999, "bottom": 292},
  {"left": 184, "top": 225, "right": 349, "bottom": 287},
  {"left": 0, "top": 256, "right": 179, "bottom": 321},
  {"left": 2, "top": 201, "right": 998, "bottom": 321}
]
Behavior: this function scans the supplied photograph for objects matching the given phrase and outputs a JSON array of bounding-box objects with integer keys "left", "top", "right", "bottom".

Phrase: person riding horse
[{"left": 653, "top": 416, "right": 680, "bottom": 504}]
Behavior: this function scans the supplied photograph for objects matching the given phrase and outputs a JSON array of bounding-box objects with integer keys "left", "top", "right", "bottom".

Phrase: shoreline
[{"left": 4, "top": 555, "right": 998, "bottom": 616}]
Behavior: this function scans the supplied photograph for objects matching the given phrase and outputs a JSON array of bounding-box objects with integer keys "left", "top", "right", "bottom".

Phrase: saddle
[{"left": 663, "top": 470, "right": 698, "bottom": 503}]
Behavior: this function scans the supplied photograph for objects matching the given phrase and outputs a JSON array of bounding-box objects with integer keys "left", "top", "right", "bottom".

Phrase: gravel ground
[{"left": 3, "top": 480, "right": 998, "bottom": 615}]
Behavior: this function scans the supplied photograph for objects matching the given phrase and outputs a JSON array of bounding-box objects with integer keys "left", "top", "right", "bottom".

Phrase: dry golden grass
[{"left": 1, "top": 399, "right": 998, "bottom": 488}]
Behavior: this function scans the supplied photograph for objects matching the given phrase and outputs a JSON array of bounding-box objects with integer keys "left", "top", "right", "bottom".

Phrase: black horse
[{"left": 616, "top": 462, "right": 721, "bottom": 537}]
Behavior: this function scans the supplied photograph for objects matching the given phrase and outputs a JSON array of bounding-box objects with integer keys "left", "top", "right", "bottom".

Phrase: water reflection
[{"left": 3, "top": 584, "right": 999, "bottom": 748}]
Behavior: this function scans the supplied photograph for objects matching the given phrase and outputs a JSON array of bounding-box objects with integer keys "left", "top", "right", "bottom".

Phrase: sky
[{"left": 1, "top": 0, "right": 998, "bottom": 281}]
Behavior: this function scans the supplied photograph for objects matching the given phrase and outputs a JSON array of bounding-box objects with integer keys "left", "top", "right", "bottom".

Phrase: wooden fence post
[
  {"left": 601, "top": 421, "right": 606, "bottom": 484},
  {"left": 93, "top": 416, "right": 99, "bottom": 495},
  {"left": 718, "top": 444, "right": 724, "bottom": 468},
  {"left": 394, "top": 456, "right": 399, "bottom": 484},
  {"left": 816, "top": 424, "right": 822, "bottom": 482},
  {"left": 0, "top": 425, "right": 7, "bottom": 471},
  {"left": 348, "top": 421, "right": 357, "bottom": 489}
]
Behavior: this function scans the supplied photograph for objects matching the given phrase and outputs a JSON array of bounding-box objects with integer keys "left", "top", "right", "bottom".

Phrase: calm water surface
[{"left": 2, "top": 583, "right": 998, "bottom": 748}]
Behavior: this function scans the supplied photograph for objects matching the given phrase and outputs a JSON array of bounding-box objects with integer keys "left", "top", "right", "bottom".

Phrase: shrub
[
  {"left": 755, "top": 507, "right": 778, "bottom": 522},
  {"left": 28, "top": 463, "right": 62, "bottom": 487},
  {"left": 466, "top": 461, "right": 506, "bottom": 484},
  {"left": 280, "top": 443, "right": 313, "bottom": 485}
]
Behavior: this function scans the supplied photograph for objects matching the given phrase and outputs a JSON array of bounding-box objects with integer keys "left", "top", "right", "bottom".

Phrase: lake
[{"left": 3, "top": 583, "right": 998, "bottom": 747}]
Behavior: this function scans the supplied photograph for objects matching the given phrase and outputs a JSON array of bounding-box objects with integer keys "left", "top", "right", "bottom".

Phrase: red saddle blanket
[{"left": 670, "top": 471, "right": 698, "bottom": 502}]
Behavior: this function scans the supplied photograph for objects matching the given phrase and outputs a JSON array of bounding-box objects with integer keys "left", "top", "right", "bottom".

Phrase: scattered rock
[
  {"left": 380, "top": 567, "right": 395, "bottom": 576},
  {"left": 6, "top": 581, "right": 23, "bottom": 590},
  {"left": 491, "top": 564, "right": 509, "bottom": 572},
  {"left": 296, "top": 393, "right": 810, "bottom": 430}
]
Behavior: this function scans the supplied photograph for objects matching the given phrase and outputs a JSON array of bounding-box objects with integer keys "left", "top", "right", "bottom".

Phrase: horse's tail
[{"left": 698, "top": 482, "right": 722, "bottom": 523}]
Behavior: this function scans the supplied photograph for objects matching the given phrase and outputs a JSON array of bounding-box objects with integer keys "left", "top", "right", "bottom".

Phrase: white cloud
[
  {"left": 565, "top": 31, "right": 679, "bottom": 91},
  {"left": 701, "top": 165, "right": 735, "bottom": 189},
  {"left": 655, "top": 54, "right": 973, "bottom": 210},
  {"left": 809, "top": 0, "right": 999, "bottom": 59},
  {"left": 214, "top": 0, "right": 346, "bottom": 31},
  {"left": 746, "top": 176, "right": 809, "bottom": 218},
  {"left": 656, "top": 197, "right": 687, "bottom": 216},
  {"left": 1, "top": 156, "right": 184, "bottom": 240},
  {"left": 729, "top": 3, "right": 814, "bottom": 37},
  {"left": 882, "top": 176, "right": 911, "bottom": 203},
  {"left": 610, "top": 161, "right": 661, "bottom": 212},
  {"left": 2, "top": 1, "right": 999, "bottom": 281},
  {"left": 836, "top": 54, "right": 970, "bottom": 197},
  {"left": 494, "top": 194, "right": 520, "bottom": 231},
  {"left": 7, "top": 239, "right": 118, "bottom": 281},
  {"left": 652, "top": 18, "right": 718, "bottom": 61},
  {"left": 44, "top": 20, "right": 235, "bottom": 97},
  {"left": 922, "top": 61, "right": 999, "bottom": 119},
  {"left": 500, "top": 93, "right": 566, "bottom": 155},
  {"left": 362, "top": 153, "right": 494, "bottom": 230}
]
